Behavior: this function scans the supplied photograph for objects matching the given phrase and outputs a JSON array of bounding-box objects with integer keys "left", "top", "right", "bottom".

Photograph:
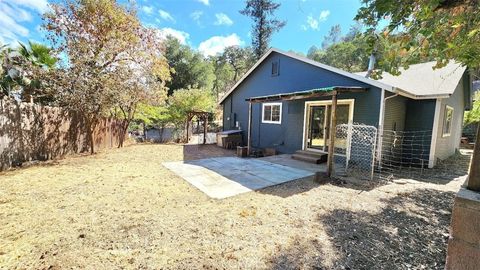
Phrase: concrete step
[
  {"left": 295, "top": 150, "right": 327, "bottom": 157},
  {"left": 291, "top": 151, "right": 328, "bottom": 164}
]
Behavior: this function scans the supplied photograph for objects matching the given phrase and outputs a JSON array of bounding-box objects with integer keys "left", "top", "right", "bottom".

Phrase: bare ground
[{"left": 0, "top": 144, "right": 470, "bottom": 269}]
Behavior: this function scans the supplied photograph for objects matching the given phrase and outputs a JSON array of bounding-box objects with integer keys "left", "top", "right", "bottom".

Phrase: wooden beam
[
  {"left": 203, "top": 115, "right": 208, "bottom": 145},
  {"left": 247, "top": 102, "right": 252, "bottom": 156},
  {"left": 327, "top": 91, "right": 338, "bottom": 178},
  {"left": 467, "top": 124, "right": 480, "bottom": 191},
  {"left": 186, "top": 118, "right": 189, "bottom": 143},
  {"left": 246, "top": 87, "right": 367, "bottom": 103}
]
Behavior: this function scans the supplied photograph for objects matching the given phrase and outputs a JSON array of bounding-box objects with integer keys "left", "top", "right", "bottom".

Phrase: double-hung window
[
  {"left": 262, "top": 103, "right": 282, "bottom": 124},
  {"left": 442, "top": 105, "right": 454, "bottom": 137}
]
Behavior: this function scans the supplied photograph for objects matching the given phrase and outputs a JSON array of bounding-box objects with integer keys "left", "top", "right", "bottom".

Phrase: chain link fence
[{"left": 334, "top": 123, "right": 378, "bottom": 180}]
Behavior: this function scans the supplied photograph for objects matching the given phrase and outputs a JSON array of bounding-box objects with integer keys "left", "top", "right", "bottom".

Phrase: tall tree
[
  {"left": 163, "top": 36, "right": 214, "bottom": 95},
  {"left": 221, "top": 46, "right": 254, "bottom": 82},
  {"left": 321, "top": 24, "right": 342, "bottom": 49},
  {"left": 240, "top": 0, "right": 286, "bottom": 60},
  {"left": 43, "top": 0, "right": 169, "bottom": 153},
  {"left": 210, "top": 55, "right": 234, "bottom": 102}
]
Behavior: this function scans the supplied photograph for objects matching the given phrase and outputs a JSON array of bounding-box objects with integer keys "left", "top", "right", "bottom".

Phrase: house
[{"left": 219, "top": 48, "right": 473, "bottom": 168}]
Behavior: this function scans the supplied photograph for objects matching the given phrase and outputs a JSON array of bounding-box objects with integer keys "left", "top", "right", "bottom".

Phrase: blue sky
[{"left": 0, "top": 0, "right": 364, "bottom": 56}]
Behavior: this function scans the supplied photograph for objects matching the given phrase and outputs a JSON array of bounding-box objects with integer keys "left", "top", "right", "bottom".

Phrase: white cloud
[
  {"left": 214, "top": 13, "right": 233, "bottom": 26},
  {"left": 0, "top": 1, "right": 47, "bottom": 44},
  {"left": 4, "top": 0, "right": 48, "bottom": 13},
  {"left": 306, "top": 15, "right": 318, "bottom": 30},
  {"left": 196, "top": 0, "right": 209, "bottom": 6},
  {"left": 158, "top": 9, "right": 175, "bottom": 22},
  {"left": 155, "top": 27, "right": 190, "bottom": 45},
  {"left": 142, "top": 5, "right": 154, "bottom": 15},
  {"left": 301, "top": 10, "right": 330, "bottom": 31},
  {"left": 190, "top": 10, "right": 203, "bottom": 23},
  {"left": 319, "top": 10, "right": 330, "bottom": 21},
  {"left": 198, "top": 34, "right": 243, "bottom": 57}
]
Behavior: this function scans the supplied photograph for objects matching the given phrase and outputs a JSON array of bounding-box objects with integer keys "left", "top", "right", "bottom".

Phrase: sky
[{"left": 0, "top": 0, "right": 365, "bottom": 56}]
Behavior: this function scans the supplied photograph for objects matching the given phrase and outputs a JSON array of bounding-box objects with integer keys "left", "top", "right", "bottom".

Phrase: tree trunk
[
  {"left": 117, "top": 119, "right": 129, "bottom": 148},
  {"left": 86, "top": 116, "right": 98, "bottom": 154},
  {"left": 87, "top": 124, "right": 95, "bottom": 154},
  {"left": 467, "top": 124, "right": 480, "bottom": 191}
]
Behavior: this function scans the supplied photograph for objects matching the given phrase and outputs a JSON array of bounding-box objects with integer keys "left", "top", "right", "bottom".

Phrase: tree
[
  {"left": 307, "top": 34, "right": 370, "bottom": 72},
  {"left": 321, "top": 24, "right": 342, "bottom": 49},
  {"left": 163, "top": 36, "right": 214, "bottom": 95},
  {"left": 240, "top": 0, "right": 286, "bottom": 60},
  {"left": 112, "top": 27, "right": 171, "bottom": 147},
  {"left": 355, "top": 0, "right": 480, "bottom": 74},
  {"left": 43, "top": 0, "right": 169, "bottom": 153},
  {"left": 221, "top": 46, "right": 254, "bottom": 82},
  {"left": 210, "top": 55, "right": 234, "bottom": 102},
  {"left": 355, "top": 0, "right": 480, "bottom": 190},
  {"left": 168, "top": 87, "right": 216, "bottom": 126},
  {"left": 465, "top": 92, "right": 480, "bottom": 124},
  {"left": 0, "top": 41, "right": 57, "bottom": 102}
]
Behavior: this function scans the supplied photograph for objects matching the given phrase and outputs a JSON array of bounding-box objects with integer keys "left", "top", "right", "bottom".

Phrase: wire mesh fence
[
  {"left": 334, "top": 123, "right": 378, "bottom": 180},
  {"left": 333, "top": 124, "right": 441, "bottom": 181},
  {"left": 376, "top": 130, "right": 432, "bottom": 180}
]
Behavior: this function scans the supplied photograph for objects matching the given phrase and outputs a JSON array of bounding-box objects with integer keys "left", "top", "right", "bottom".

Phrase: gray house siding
[
  {"left": 434, "top": 76, "right": 465, "bottom": 161},
  {"left": 222, "top": 52, "right": 383, "bottom": 154}
]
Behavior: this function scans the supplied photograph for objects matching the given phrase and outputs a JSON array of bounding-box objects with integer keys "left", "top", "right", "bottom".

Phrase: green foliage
[
  {"left": 465, "top": 92, "right": 480, "bottom": 124},
  {"left": 321, "top": 24, "right": 342, "bottom": 49},
  {"left": 0, "top": 41, "right": 57, "bottom": 101},
  {"left": 43, "top": 0, "right": 170, "bottom": 151},
  {"left": 210, "top": 55, "right": 234, "bottom": 102},
  {"left": 306, "top": 21, "right": 434, "bottom": 74},
  {"left": 307, "top": 26, "right": 371, "bottom": 72},
  {"left": 168, "top": 87, "right": 215, "bottom": 125},
  {"left": 164, "top": 37, "right": 214, "bottom": 95},
  {"left": 134, "top": 103, "right": 171, "bottom": 128},
  {"left": 355, "top": 0, "right": 480, "bottom": 72},
  {"left": 240, "top": 0, "right": 286, "bottom": 60}
]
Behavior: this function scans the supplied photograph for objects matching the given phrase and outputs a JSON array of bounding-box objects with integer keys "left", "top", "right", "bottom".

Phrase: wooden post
[
  {"left": 247, "top": 102, "right": 253, "bottom": 156},
  {"left": 467, "top": 124, "right": 480, "bottom": 191},
  {"left": 186, "top": 114, "right": 190, "bottom": 143},
  {"left": 203, "top": 114, "right": 208, "bottom": 145},
  {"left": 327, "top": 92, "right": 338, "bottom": 178}
]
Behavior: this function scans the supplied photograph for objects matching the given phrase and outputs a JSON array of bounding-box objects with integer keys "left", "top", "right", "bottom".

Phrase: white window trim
[
  {"left": 442, "top": 105, "right": 454, "bottom": 137},
  {"left": 302, "top": 99, "right": 355, "bottom": 151},
  {"left": 262, "top": 102, "right": 282, "bottom": 124}
]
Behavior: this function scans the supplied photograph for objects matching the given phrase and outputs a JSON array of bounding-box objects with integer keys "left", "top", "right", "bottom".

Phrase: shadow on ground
[
  {"left": 269, "top": 188, "right": 456, "bottom": 270},
  {"left": 182, "top": 144, "right": 235, "bottom": 160},
  {"left": 377, "top": 150, "right": 472, "bottom": 185}
]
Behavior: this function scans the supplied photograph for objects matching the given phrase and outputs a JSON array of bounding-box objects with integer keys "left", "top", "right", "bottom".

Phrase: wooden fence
[{"left": 0, "top": 98, "right": 125, "bottom": 171}]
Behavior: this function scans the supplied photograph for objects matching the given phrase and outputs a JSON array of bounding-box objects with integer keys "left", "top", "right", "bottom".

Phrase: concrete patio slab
[{"left": 162, "top": 157, "right": 316, "bottom": 199}]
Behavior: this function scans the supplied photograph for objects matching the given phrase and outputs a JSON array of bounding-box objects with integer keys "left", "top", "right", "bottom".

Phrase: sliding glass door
[{"left": 304, "top": 100, "right": 353, "bottom": 152}]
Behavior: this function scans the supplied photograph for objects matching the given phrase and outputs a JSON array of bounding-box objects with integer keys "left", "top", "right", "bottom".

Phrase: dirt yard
[{"left": 0, "top": 144, "right": 470, "bottom": 269}]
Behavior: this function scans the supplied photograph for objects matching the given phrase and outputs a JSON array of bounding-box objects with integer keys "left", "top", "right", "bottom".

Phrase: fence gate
[{"left": 334, "top": 123, "right": 378, "bottom": 180}]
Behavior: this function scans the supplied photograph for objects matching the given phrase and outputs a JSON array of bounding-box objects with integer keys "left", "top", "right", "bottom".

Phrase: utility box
[
  {"left": 237, "top": 146, "right": 248, "bottom": 158},
  {"left": 217, "top": 130, "right": 243, "bottom": 148}
]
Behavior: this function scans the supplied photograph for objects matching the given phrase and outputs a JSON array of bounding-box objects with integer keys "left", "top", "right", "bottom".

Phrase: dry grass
[{"left": 0, "top": 144, "right": 469, "bottom": 269}]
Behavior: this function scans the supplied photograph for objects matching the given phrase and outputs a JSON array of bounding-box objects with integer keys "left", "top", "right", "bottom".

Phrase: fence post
[
  {"left": 346, "top": 122, "right": 353, "bottom": 171},
  {"left": 327, "top": 92, "right": 337, "bottom": 178},
  {"left": 370, "top": 126, "right": 378, "bottom": 180}
]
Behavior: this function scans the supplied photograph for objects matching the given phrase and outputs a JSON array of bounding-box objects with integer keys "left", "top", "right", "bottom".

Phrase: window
[
  {"left": 442, "top": 105, "right": 454, "bottom": 137},
  {"left": 262, "top": 103, "right": 282, "bottom": 124},
  {"left": 271, "top": 61, "right": 279, "bottom": 76}
]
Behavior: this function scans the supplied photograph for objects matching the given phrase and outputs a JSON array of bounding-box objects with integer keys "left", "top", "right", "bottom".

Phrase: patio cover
[{"left": 245, "top": 86, "right": 367, "bottom": 103}]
